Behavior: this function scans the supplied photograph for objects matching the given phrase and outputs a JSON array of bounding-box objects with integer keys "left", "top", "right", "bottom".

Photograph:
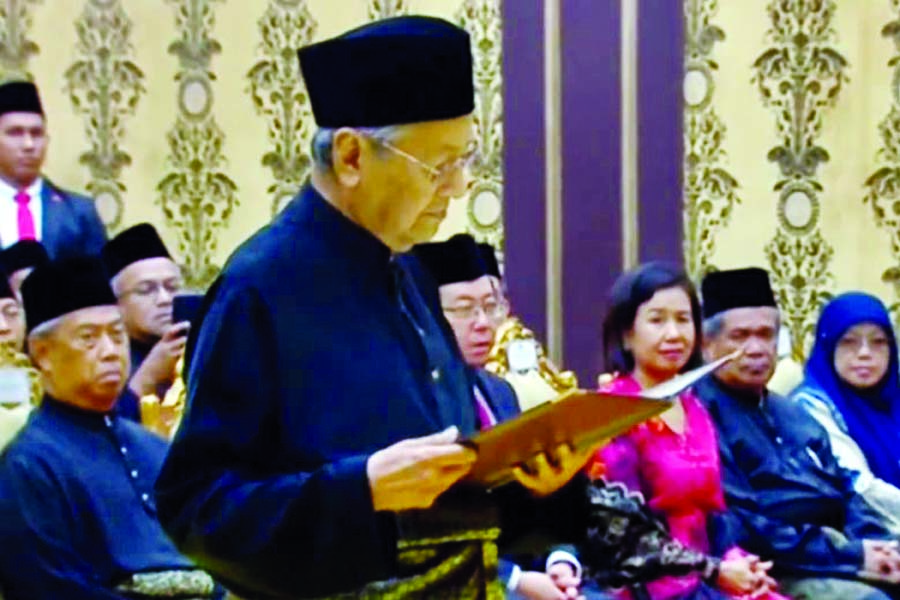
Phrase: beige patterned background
[
  {"left": 684, "top": 0, "right": 900, "bottom": 358},
  {"left": 0, "top": 0, "right": 503, "bottom": 289}
]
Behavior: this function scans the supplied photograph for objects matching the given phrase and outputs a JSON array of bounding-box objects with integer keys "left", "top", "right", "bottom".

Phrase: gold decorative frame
[{"left": 0, "top": 342, "right": 42, "bottom": 406}]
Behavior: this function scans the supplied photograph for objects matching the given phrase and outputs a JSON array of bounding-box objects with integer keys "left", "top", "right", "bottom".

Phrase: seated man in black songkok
[
  {"left": 696, "top": 267, "right": 900, "bottom": 600},
  {"left": 103, "top": 223, "right": 186, "bottom": 421},
  {"left": 0, "top": 257, "right": 220, "bottom": 599}
]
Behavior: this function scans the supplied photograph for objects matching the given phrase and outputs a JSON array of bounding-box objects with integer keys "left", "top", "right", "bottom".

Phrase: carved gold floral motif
[
  {"left": 157, "top": 0, "right": 238, "bottom": 289},
  {"left": 863, "top": 0, "right": 900, "bottom": 328},
  {"left": 753, "top": 0, "right": 846, "bottom": 357},
  {"left": 246, "top": 0, "right": 317, "bottom": 217},
  {"left": 457, "top": 0, "right": 504, "bottom": 252},
  {"left": 0, "top": 0, "right": 42, "bottom": 80},
  {"left": 367, "top": 0, "right": 407, "bottom": 20},
  {"left": 683, "top": 0, "right": 741, "bottom": 280},
  {"left": 64, "top": 0, "right": 145, "bottom": 230}
]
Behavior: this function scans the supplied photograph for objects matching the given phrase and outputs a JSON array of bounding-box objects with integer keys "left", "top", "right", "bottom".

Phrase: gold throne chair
[
  {"left": 0, "top": 342, "right": 42, "bottom": 449},
  {"left": 483, "top": 317, "right": 578, "bottom": 411},
  {"left": 139, "top": 357, "right": 186, "bottom": 439}
]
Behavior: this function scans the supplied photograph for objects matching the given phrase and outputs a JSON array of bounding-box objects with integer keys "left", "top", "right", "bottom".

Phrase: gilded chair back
[
  {"left": 484, "top": 317, "right": 578, "bottom": 411},
  {"left": 139, "top": 357, "right": 186, "bottom": 439},
  {"left": 0, "top": 342, "right": 41, "bottom": 449}
]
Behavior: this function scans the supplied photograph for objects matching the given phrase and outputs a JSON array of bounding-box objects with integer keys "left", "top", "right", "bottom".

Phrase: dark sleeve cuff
[{"left": 115, "top": 388, "right": 141, "bottom": 422}]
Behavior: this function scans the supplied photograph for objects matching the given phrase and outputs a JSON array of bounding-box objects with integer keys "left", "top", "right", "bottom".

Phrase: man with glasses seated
[
  {"left": 102, "top": 224, "right": 186, "bottom": 422},
  {"left": 412, "top": 234, "right": 514, "bottom": 412},
  {"left": 413, "top": 233, "right": 597, "bottom": 599},
  {"left": 412, "top": 233, "right": 516, "bottom": 424}
]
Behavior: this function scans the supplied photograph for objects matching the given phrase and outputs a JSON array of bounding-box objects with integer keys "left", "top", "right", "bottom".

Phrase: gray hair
[
  {"left": 27, "top": 316, "right": 62, "bottom": 344},
  {"left": 310, "top": 125, "right": 406, "bottom": 170},
  {"left": 701, "top": 310, "right": 781, "bottom": 341},
  {"left": 702, "top": 314, "right": 726, "bottom": 340}
]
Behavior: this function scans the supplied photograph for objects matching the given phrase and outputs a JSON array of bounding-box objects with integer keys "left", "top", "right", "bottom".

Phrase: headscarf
[{"left": 800, "top": 292, "right": 900, "bottom": 487}]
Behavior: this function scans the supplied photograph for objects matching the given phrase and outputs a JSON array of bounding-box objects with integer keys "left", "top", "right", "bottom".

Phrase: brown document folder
[{"left": 462, "top": 352, "right": 738, "bottom": 488}]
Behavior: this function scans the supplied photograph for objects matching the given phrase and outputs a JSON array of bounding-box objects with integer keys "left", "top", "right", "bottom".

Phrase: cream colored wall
[
  {"left": 1, "top": 0, "right": 502, "bottom": 288},
  {"left": 684, "top": 0, "right": 900, "bottom": 357}
]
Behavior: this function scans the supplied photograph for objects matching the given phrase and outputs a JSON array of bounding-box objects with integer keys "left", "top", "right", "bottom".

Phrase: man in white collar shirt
[{"left": 0, "top": 81, "right": 106, "bottom": 259}]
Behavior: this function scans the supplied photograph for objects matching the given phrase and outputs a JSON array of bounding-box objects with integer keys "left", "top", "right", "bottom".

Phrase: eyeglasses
[
  {"left": 119, "top": 278, "right": 183, "bottom": 300},
  {"left": 443, "top": 297, "right": 508, "bottom": 322},
  {"left": 363, "top": 133, "right": 478, "bottom": 184}
]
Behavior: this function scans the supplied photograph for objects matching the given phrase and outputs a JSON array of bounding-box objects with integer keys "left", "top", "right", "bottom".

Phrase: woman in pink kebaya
[{"left": 585, "top": 262, "right": 787, "bottom": 600}]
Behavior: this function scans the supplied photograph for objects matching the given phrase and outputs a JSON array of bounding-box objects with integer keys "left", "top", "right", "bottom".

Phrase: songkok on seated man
[
  {"left": 413, "top": 233, "right": 505, "bottom": 368},
  {"left": 479, "top": 242, "right": 502, "bottom": 279},
  {"left": 695, "top": 267, "right": 900, "bottom": 600},
  {"left": 103, "top": 224, "right": 184, "bottom": 414},
  {"left": 0, "top": 256, "right": 218, "bottom": 598},
  {"left": 0, "top": 240, "right": 48, "bottom": 300},
  {"left": 701, "top": 266, "right": 777, "bottom": 318}
]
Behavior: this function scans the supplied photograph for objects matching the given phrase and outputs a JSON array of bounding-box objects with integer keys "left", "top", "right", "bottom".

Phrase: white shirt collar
[{"left": 0, "top": 177, "right": 42, "bottom": 202}]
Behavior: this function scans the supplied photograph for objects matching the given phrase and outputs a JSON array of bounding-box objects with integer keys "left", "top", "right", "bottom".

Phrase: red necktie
[{"left": 15, "top": 189, "right": 35, "bottom": 241}]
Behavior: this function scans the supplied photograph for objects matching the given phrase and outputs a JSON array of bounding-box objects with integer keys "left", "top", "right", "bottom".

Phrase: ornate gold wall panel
[
  {"left": 457, "top": 0, "right": 504, "bottom": 252},
  {"left": 246, "top": 0, "right": 317, "bottom": 218},
  {"left": 156, "top": 0, "right": 237, "bottom": 290},
  {"left": 685, "top": 1, "right": 899, "bottom": 358},
  {"left": 367, "top": 0, "right": 408, "bottom": 20},
  {"left": 682, "top": 0, "right": 741, "bottom": 281},
  {"left": 754, "top": 0, "right": 845, "bottom": 356},
  {"left": 64, "top": 0, "right": 145, "bottom": 231},
  {"left": 863, "top": 0, "right": 900, "bottom": 329},
  {"left": 0, "top": 0, "right": 42, "bottom": 80},
  {"left": 3, "top": 0, "right": 502, "bottom": 288}
]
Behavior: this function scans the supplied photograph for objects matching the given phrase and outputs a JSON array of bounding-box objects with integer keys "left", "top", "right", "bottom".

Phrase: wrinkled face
[
  {"left": 833, "top": 322, "right": 891, "bottom": 390},
  {"left": 440, "top": 275, "right": 505, "bottom": 367},
  {"left": 0, "top": 297, "right": 25, "bottom": 350},
  {"left": 113, "top": 257, "right": 182, "bottom": 341},
  {"left": 625, "top": 286, "right": 695, "bottom": 382},
  {"left": 333, "top": 115, "right": 476, "bottom": 252},
  {"left": 0, "top": 112, "right": 47, "bottom": 188},
  {"left": 704, "top": 306, "right": 780, "bottom": 392},
  {"left": 30, "top": 305, "right": 130, "bottom": 411}
]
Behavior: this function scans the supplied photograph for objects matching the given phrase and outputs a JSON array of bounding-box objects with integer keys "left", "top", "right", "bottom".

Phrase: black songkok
[
  {"left": 0, "top": 81, "right": 44, "bottom": 116},
  {"left": 21, "top": 257, "right": 118, "bottom": 333},
  {"left": 413, "top": 234, "right": 489, "bottom": 286},
  {"left": 298, "top": 16, "right": 474, "bottom": 127},
  {"left": 478, "top": 242, "right": 501, "bottom": 279},
  {"left": 102, "top": 223, "right": 172, "bottom": 278},
  {"left": 701, "top": 267, "right": 777, "bottom": 318},
  {"left": 0, "top": 240, "right": 49, "bottom": 276}
]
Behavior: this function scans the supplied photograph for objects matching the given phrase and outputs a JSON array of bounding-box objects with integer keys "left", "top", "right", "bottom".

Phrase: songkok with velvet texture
[
  {"left": 298, "top": 16, "right": 474, "bottom": 128},
  {"left": 21, "top": 257, "right": 117, "bottom": 333},
  {"left": 102, "top": 224, "right": 172, "bottom": 278},
  {"left": 701, "top": 267, "right": 777, "bottom": 318}
]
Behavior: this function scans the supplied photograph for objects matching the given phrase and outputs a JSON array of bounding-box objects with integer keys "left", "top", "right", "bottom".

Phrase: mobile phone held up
[{"left": 172, "top": 293, "right": 204, "bottom": 330}]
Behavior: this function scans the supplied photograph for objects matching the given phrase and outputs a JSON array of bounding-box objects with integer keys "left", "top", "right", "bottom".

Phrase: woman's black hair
[{"left": 601, "top": 261, "right": 703, "bottom": 375}]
